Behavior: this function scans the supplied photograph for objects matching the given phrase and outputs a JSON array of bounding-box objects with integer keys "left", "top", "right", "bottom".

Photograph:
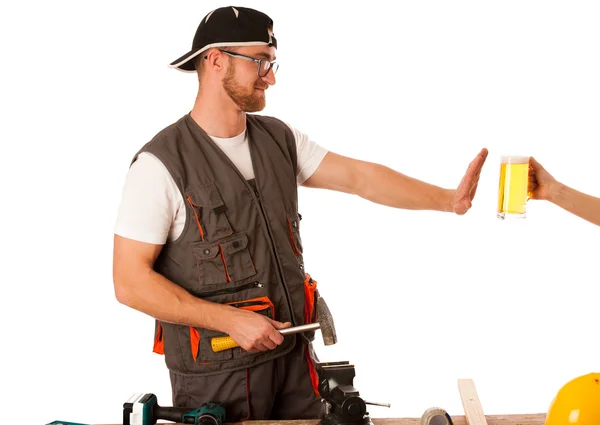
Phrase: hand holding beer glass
[{"left": 497, "top": 155, "right": 531, "bottom": 219}]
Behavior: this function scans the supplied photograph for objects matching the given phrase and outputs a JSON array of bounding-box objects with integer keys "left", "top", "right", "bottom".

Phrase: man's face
[{"left": 221, "top": 45, "right": 277, "bottom": 112}]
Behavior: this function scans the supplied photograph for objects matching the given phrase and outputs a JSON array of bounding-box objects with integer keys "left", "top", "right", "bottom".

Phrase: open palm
[{"left": 453, "top": 148, "right": 489, "bottom": 215}]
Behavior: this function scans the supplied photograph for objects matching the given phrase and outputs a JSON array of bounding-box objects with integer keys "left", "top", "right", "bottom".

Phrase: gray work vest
[{"left": 132, "top": 113, "right": 318, "bottom": 376}]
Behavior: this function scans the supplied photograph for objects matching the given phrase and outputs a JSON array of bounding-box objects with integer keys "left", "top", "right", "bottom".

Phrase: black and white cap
[{"left": 169, "top": 6, "right": 277, "bottom": 72}]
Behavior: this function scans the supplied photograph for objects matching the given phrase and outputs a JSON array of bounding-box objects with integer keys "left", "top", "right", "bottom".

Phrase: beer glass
[{"left": 497, "top": 155, "right": 530, "bottom": 219}]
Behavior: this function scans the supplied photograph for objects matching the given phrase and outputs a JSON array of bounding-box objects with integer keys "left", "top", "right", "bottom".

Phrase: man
[
  {"left": 529, "top": 157, "right": 600, "bottom": 226},
  {"left": 112, "top": 6, "right": 488, "bottom": 422}
]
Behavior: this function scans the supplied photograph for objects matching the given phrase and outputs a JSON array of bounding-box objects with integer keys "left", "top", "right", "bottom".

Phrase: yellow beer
[{"left": 497, "top": 156, "right": 530, "bottom": 219}]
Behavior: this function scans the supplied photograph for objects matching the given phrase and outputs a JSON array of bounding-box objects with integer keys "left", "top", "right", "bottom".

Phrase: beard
[{"left": 222, "top": 63, "right": 267, "bottom": 112}]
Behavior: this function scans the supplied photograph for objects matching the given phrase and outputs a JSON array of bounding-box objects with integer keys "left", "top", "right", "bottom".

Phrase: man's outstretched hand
[{"left": 452, "top": 148, "right": 489, "bottom": 215}]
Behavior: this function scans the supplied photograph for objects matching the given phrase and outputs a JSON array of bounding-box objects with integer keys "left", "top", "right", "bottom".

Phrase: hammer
[{"left": 211, "top": 296, "right": 337, "bottom": 352}]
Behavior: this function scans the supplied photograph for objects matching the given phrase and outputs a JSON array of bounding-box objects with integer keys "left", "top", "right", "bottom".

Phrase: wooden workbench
[
  {"left": 102, "top": 413, "right": 546, "bottom": 425},
  {"left": 232, "top": 415, "right": 547, "bottom": 425}
]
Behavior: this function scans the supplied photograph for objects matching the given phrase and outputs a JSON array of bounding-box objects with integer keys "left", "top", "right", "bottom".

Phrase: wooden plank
[
  {"left": 99, "top": 413, "right": 546, "bottom": 425},
  {"left": 231, "top": 415, "right": 546, "bottom": 425},
  {"left": 458, "top": 379, "right": 488, "bottom": 425}
]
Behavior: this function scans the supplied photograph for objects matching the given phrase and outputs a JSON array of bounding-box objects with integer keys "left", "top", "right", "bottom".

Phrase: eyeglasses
[{"left": 219, "top": 50, "right": 279, "bottom": 77}]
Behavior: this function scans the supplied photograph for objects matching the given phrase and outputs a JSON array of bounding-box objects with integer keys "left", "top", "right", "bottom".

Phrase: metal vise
[{"left": 315, "top": 361, "right": 390, "bottom": 425}]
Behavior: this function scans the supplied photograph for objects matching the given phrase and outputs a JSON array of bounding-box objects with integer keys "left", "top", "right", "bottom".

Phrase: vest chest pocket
[
  {"left": 185, "top": 184, "right": 234, "bottom": 241},
  {"left": 192, "top": 233, "right": 256, "bottom": 286}
]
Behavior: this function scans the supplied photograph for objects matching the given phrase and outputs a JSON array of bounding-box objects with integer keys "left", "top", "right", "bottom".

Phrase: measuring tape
[{"left": 421, "top": 407, "right": 453, "bottom": 425}]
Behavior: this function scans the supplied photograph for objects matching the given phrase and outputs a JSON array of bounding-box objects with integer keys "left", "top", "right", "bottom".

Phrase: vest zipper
[
  {"left": 192, "top": 120, "right": 298, "bottom": 327},
  {"left": 193, "top": 281, "right": 263, "bottom": 298},
  {"left": 253, "top": 195, "right": 298, "bottom": 327}
]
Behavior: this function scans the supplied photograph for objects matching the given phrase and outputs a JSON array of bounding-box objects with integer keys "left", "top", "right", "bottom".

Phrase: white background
[{"left": 1, "top": 1, "right": 599, "bottom": 424}]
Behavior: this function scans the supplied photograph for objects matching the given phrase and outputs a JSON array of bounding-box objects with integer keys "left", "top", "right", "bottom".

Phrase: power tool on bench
[
  {"left": 123, "top": 393, "right": 225, "bottom": 425},
  {"left": 316, "top": 361, "right": 390, "bottom": 425}
]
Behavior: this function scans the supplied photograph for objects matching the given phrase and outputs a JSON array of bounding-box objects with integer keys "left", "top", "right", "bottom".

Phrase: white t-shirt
[{"left": 114, "top": 123, "right": 328, "bottom": 244}]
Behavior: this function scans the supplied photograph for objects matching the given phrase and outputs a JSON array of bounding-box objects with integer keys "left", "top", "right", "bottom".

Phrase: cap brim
[
  {"left": 169, "top": 41, "right": 273, "bottom": 73},
  {"left": 169, "top": 48, "right": 205, "bottom": 72}
]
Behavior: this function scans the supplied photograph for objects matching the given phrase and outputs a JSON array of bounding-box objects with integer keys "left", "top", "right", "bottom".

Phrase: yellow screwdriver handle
[{"left": 211, "top": 336, "right": 240, "bottom": 352}]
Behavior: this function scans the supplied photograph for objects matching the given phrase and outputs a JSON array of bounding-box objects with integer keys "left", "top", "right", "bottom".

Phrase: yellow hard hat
[{"left": 545, "top": 372, "right": 600, "bottom": 425}]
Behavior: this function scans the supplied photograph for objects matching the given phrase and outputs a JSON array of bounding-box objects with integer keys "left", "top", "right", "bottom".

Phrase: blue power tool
[{"left": 123, "top": 393, "right": 226, "bottom": 425}]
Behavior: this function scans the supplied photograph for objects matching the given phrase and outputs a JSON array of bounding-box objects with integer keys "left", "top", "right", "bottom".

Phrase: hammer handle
[
  {"left": 211, "top": 323, "right": 321, "bottom": 352},
  {"left": 211, "top": 336, "right": 240, "bottom": 352}
]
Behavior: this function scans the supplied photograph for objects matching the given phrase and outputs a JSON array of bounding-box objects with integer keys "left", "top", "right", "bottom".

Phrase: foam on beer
[{"left": 501, "top": 156, "right": 529, "bottom": 164}]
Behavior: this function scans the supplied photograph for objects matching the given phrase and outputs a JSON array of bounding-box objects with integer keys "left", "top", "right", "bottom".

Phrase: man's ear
[{"left": 204, "top": 48, "right": 226, "bottom": 72}]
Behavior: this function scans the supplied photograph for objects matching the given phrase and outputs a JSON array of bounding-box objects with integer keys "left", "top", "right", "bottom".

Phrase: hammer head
[{"left": 316, "top": 296, "right": 337, "bottom": 345}]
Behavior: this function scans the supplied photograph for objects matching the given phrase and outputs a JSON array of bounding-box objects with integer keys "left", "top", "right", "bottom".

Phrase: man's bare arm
[
  {"left": 112, "top": 234, "right": 233, "bottom": 332},
  {"left": 112, "top": 234, "right": 291, "bottom": 352},
  {"left": 303, "top": 149, "right": 487, "bottom": 215}
]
